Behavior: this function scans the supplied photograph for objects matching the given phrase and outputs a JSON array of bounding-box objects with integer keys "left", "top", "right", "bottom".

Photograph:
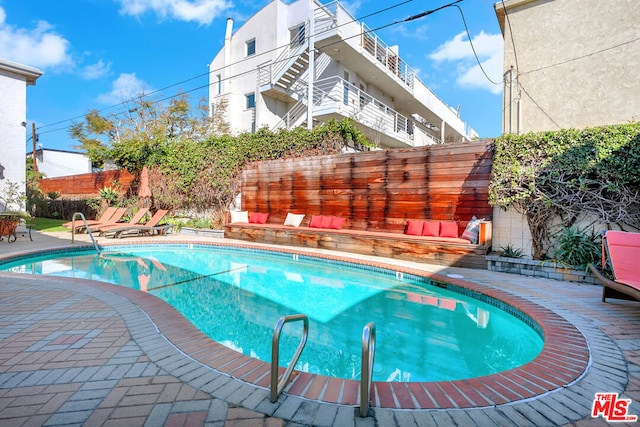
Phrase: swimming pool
[{"left": 0, "top": 243, "right": 544, "bottom": 383}]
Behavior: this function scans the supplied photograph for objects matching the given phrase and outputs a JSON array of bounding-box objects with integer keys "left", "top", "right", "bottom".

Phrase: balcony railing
[
  {"left": 360, "top": 23, "right": 415, "bottom": 91},
  {"left": 314, "top": 77, "right": 438, "bottom": 145}
]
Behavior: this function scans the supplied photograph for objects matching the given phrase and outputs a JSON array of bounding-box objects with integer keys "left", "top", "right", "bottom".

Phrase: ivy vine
[{"left": 489, "top": 122, "right": 640, "bottom": 259}]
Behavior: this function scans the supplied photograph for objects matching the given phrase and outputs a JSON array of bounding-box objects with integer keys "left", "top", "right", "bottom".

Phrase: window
[
  {"left": 216, "top": 74, "right": 221, "bottom": 95},
  {"left": 290, "top": 24, "right": 305, "bottom": 47},
  {"left": 245, "top": 93, "right": 255, "bottom": 109},
  {"left": 246, "top": 39, "right": 256, "bottom": 57}
]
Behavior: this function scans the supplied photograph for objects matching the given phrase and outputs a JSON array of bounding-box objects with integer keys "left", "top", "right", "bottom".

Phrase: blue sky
[{"left": 0, "top": 0, "right": 504, "bottom": 152}]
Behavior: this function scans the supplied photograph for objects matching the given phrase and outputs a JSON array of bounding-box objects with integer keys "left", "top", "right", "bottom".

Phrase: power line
[
  {"left": 37, "top": 0, "right": 418, "bottom": 134},
  {"left": 452, "top": 4, "right": 501, "bottom": 86},
  {"left": 37, "top": 0, "right": 476, "bottom": 140}
]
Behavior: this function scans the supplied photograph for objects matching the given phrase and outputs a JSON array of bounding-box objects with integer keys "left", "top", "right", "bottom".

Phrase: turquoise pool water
[{"left": 0, "top": 245, "right": 544, "bottom": 382}]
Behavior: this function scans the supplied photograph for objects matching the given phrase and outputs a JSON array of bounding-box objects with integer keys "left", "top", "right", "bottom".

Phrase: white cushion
[
  {"left": 283, "top": 213, "right": 305, "bottom": 227},
  {"left": 230, "top": 210, "right": 249, "bottom": 223}
]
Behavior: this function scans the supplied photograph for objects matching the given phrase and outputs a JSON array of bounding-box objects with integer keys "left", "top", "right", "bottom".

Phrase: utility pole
[{"left": 31, "top": 123, "right": 38, "bottom": 174}]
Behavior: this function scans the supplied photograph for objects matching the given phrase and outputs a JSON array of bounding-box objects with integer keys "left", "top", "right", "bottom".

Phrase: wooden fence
[
  {"left": 38, "top": 170, "right": 135, "bottom": 199},
  {"left": 240, "top": 140, "right": 494, "bottom": 235}
]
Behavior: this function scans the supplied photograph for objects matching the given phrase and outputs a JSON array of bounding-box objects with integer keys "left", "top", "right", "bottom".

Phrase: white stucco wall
[
  {"left": 498, "top": 0, "right": 640, "bottom": 133},
  {"left": 0, "top": 60, "right": 42, "bottom": 211},
  {"left": 34, "top": 150, "right": 93, "bottom": 178}
]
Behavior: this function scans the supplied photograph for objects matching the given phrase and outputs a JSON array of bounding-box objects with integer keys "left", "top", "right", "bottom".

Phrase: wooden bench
[{"left": 224, "top": 220, "right": 492, "bottom": 269}]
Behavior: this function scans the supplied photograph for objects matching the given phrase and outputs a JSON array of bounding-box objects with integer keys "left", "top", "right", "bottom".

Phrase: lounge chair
[
  {"left": 63, "top": 206, "right": 116, "bottom": 229},
  {"left": 93, "top": 208, "right": 149, "bottom": 234},
  {"left": 65, "top": 207, "right": 127, "bottom": 233},
  {"left": 588, "top": 230, "right": 640, "bottom": 302},
  {"left": 100, "top": 209, "right": 170, "bottom": 239}
]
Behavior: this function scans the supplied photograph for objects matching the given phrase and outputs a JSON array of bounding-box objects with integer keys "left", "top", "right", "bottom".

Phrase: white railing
[
  {"left": 258, "top": 23, "right": 309, "bottom": 87},
  {"left": 314, "top": 77, "right": 439, "bottom": 145},
  {"left": 360, "top": 23, "right": 415, "bottom": 91},
  {"left": 272, "top": 76, "right": 440, "bottom": 145}
]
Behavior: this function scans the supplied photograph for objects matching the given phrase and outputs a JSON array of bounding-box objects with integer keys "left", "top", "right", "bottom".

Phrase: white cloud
[
  {"left": 97, "top": 73, "right": 153, "bottom": 104},
  {"left": 430, "top": 31, "right": 503, "bottom": 94},
  {"left": 81, "top": 59, "right": 111, "bottom": 80},
  {"left": 392, "top": 23, "right": 430, "bottom": 41},
  {"left": 116, "top": 0, "right": 230, "bottom": 25},
  {"left": 0, "top": 6, "right": 72, "bottom": 69}
]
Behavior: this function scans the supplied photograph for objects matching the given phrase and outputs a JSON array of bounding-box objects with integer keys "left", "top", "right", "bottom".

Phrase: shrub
[
  {"left": 553, "top": 226, "right": 601, "bottom": 269},
  {"left": 500, "top": 244, "right": 524, "bottom": 258}
]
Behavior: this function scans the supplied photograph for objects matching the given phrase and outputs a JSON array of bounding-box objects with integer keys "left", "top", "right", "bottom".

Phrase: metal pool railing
[
  {"left": 360, "top": 321, "right": 376, "bottom": 417},
  {"left": 70, "top": 212, "right": 101, "bottom": 254},
  {"left": 270, "top": 314, "right": 309, "bottom": 403}
]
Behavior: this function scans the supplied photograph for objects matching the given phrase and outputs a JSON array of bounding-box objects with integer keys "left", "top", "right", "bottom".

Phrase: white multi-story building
[
  {"left": 208, "top": 0, "right": 477, "bottom": 149},
  {"left": 0, "top": 58, "right": 43, "bottom": 210}
]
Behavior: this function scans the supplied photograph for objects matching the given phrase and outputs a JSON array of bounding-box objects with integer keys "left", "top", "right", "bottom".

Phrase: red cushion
[
  {"left": 422, "top": 221, "right": 439, "bottom": 237},
  {"left": 320, "top": 215, "right": 333, "bottom": 228},
  {"left": 309, "top": 215, "right": 324, "bottom": 228},
  {"left": 406, "top": 220, "right": 424, "bottom": 236},
  {"left": 329, "top": 216, "right": 346, "bottom": 230},
  {"left": 439, "top": 221, "right": 459, "bottom": 238},
  {"left": 249, "top": 212, "right": 269, "bottom": 224},
  {"left": 249, "top": 212, "right": 261, "bottom": 223}
]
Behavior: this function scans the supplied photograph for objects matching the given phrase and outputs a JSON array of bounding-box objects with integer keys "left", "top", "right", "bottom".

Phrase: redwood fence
[
  {"left": 240, "top": 140, "right": 494, "bottom": 235},
  {"left": 39, "top": 170, "right": 135, "bottom": 199}
]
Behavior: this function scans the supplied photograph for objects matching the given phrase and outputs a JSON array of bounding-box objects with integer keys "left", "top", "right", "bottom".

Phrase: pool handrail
[
  {"left": 360, "top": 321, "right": 376, "bottom": 417},
  {"left": 270, "top": 314, "right": 309, "bottom": 402},
  {"left": 70, "top": 212, "right": 101, "bottom": 254}
]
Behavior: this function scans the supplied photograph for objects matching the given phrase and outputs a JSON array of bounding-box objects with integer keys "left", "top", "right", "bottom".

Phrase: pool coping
[{"left": 0, "top": 239, "right": 591, "bottom": 411}]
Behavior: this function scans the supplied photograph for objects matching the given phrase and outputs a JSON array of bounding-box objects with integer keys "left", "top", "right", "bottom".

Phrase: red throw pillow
[
  {"left": 320, "top": 215, "right": 333, "bottom": 228},
  {"left": 439, "top": 221, "right": 459, "bottom": 238},
  {"left": 249, "top": 212, "right": 261, "bottom": 224},
  {"left": 249, "top": 212, "right": 269, "bottom": 224},
  {"left": 406, "top": 220, "right": 424, "bottom": 236},
  {"left": 310, "top": 215, "right": 324, "bottom": 228},
  {"left": 329, "top": 216, "right": 346, "bottom": 230},
  {"left": 422, "top": 221, "right": 439, "bottom": 237}
]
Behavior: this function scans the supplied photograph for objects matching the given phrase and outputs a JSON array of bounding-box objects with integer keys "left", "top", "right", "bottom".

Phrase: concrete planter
[
  {"left": 486, "top": 254, "right": 598, "bottom": 284},
  {"left": 178, "top": 227, "right": 224, "bottom": 239}
]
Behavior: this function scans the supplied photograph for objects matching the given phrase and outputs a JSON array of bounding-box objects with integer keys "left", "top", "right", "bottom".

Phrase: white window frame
[
  {"left": 245, "top": 92, "right": 256, "bottom": 109},
  {"left": 246, "top": 39, "right": 256, "bottom": 57}
]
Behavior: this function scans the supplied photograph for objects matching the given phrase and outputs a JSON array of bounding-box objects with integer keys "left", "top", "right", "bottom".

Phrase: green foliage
[
  {"left": 490, "top": 122, "right": 640, "bottom": 259},
  {"left": 98, "top": 186, "right": 119, "bottom": 204},
  {"left": 552, "top": 226, "right": 601, "bottom": 269},
  {"left": 499, "top": 244, "right": 524, "bottom": 258},
  {"left": 47, "top": 191, "right": 61, "bottom": 200},
  {"left": 0, "top": 180, "right": 27, "bottom": 211}
]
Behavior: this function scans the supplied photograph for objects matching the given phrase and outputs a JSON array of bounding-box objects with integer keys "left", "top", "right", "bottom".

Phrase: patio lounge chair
[
  {"left": 100, "top": 209, "right": 170, "bottom": 239},
  {"left": 65, "top": 207, "right": 127, "bottom": 233},
  {"left": 93, "top": 208, "right": 149, "bottom": 234},
  {"left": 588, "top": 230, "right": 640, "bottom": 303},
  {"left": 63, "top": 206, "right": 116, "bottom": 230}
]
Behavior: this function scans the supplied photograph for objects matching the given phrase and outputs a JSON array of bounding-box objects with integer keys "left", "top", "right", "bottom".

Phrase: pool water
[{"left": 0, "top": 245, "right": 544, "bottom": 382}]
